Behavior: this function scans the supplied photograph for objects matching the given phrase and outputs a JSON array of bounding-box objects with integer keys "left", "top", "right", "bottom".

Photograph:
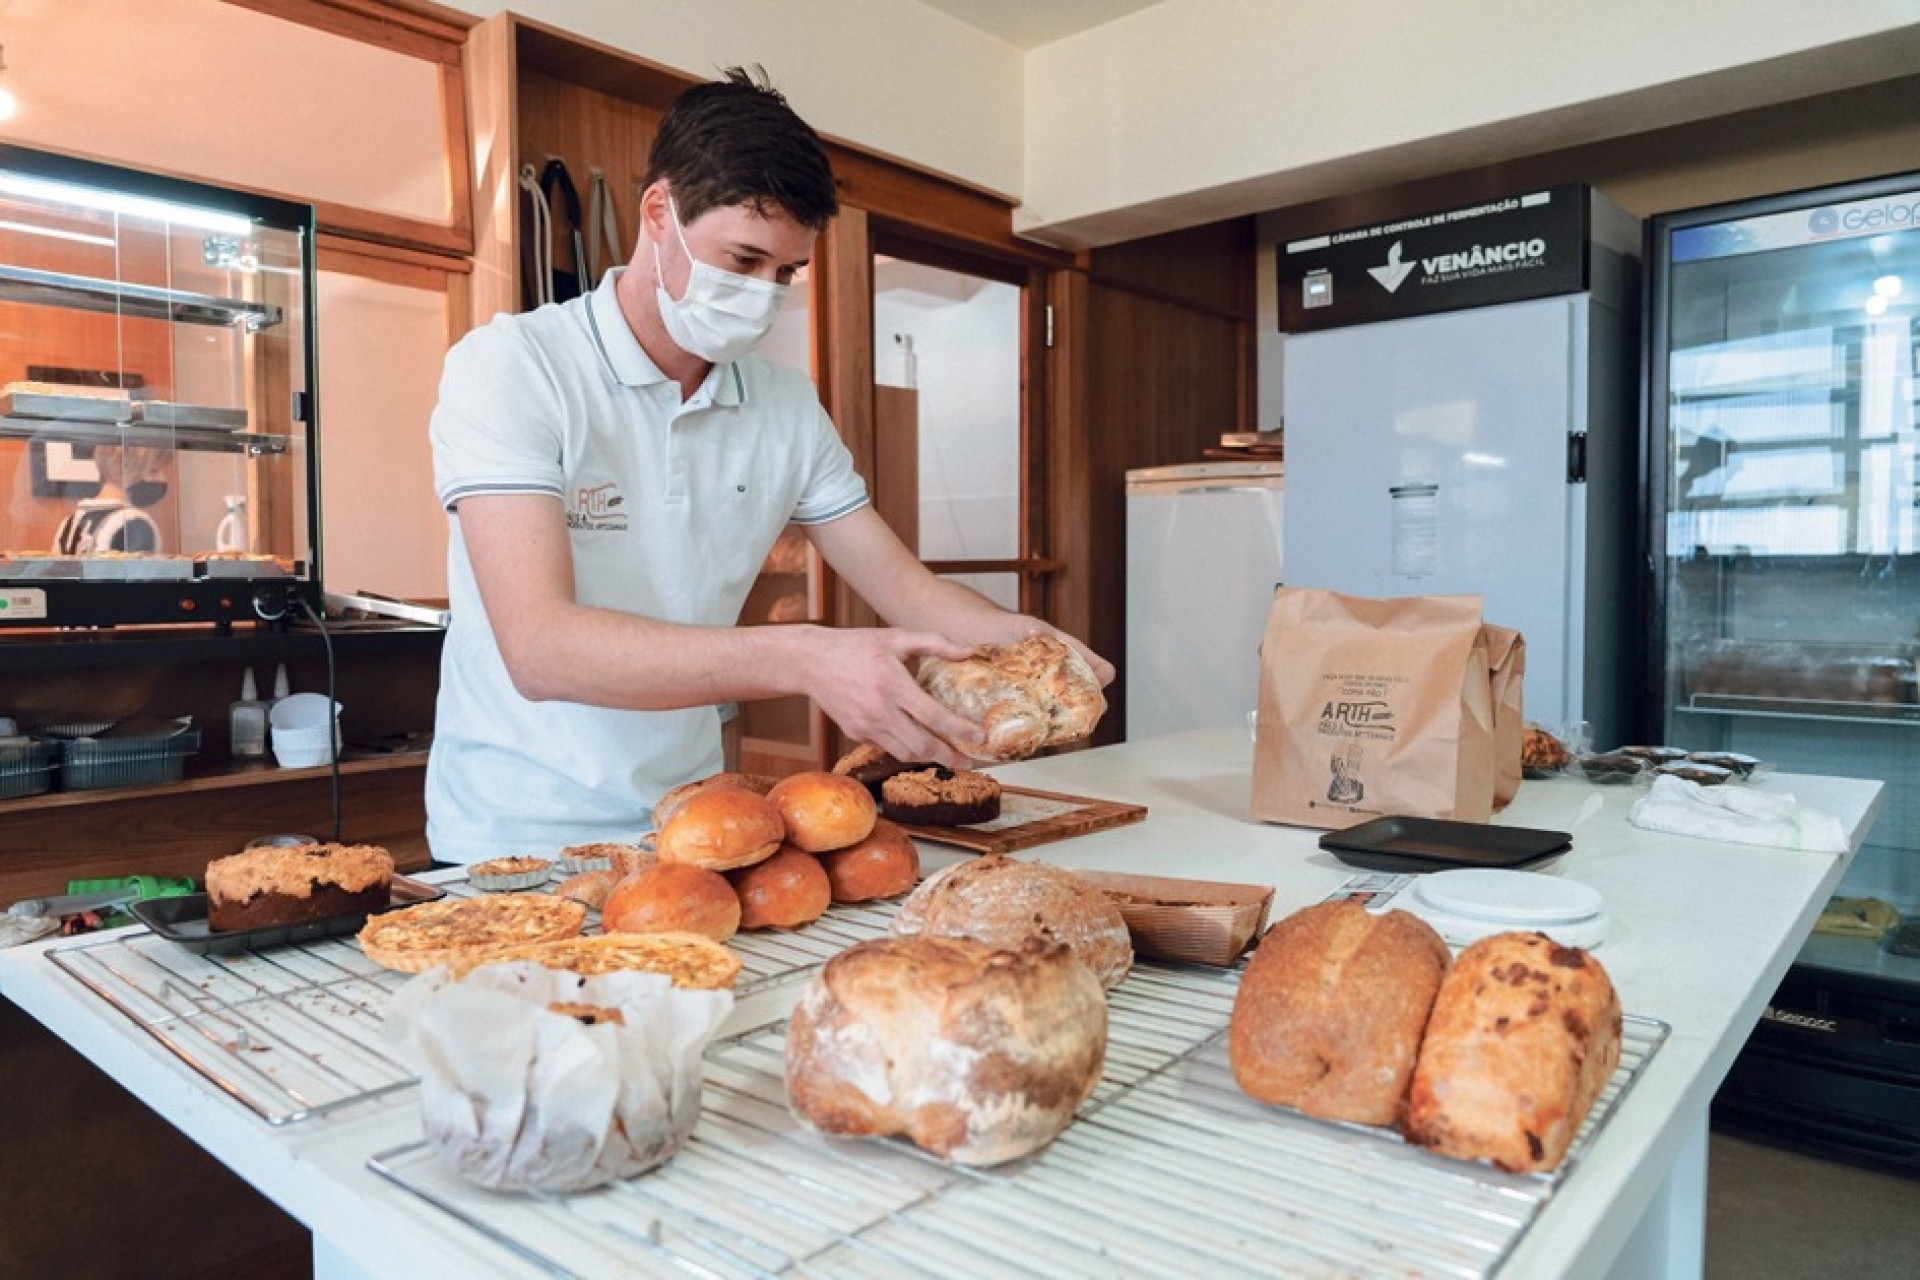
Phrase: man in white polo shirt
[{"left": 425, "top": 68, "right": 1111, "bottom": 863}]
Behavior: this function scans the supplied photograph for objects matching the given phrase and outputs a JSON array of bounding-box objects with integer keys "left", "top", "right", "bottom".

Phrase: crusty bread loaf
[
  {"left": 1228, "top": 902, "right": 1450, "bottom": 1125},
  {"left": 785, "top": 935, "right": 1107, "bottom": 1165},
  {"left": 601, "top": 862, "right": 741, "bottom": 942},
  {"left": 766, "top": 771, "right": 877, "bottom": 852},
  {"left": 1405, "top": 931, "right": 1622, "bottom": 1172},
  {"left": 729, "top": 848, "right": 831, "bottom": 929},
  {"left": 916, "top": 633, "right": 1105, "bottom": 762},
  {"left": 891, "top": 853, "right": 1132, "bottom": 990},
  {"left": 656, "top": 786, "right": 784, "bottom": 871},
  {"left": 817, "top": 820, "right": 919, "bottom": 902}
]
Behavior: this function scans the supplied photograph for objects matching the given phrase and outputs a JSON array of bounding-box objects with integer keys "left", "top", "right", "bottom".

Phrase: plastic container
[
  {"left": 59, "top": 729, "right": 201, "bottom": 791},
  {"left": 0, "top": 737, "right": 55, "bottom": 799},
  {"left": 269, "top": 693, "right": 341, "bottom": 768},
  {"left": 230, "top": 669, "right": 268, "bottom": 759}
]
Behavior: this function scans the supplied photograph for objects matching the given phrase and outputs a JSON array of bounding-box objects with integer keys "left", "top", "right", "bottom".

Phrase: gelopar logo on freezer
[{"left": 1807, "top": 194, "right": 1920, "bottom": 239}]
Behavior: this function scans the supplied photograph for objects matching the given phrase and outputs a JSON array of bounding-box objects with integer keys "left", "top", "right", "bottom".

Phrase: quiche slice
[
  {"left": 447, "top": 931, "right": 743, "bottom": 990},
  {"left": 357, "top": 893, "right": 587, "bottom": 973}
]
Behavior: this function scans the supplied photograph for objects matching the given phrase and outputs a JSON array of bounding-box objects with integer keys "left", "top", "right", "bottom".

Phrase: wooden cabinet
[{"left": 0, "top": 624, "right": 441, "bottom": 902}]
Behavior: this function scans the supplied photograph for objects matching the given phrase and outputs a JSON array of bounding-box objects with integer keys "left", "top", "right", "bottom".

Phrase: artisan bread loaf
[
  {"left": 1228, "top": 901, "right": 1450, "bottom": 1125},
  {"left": 1405, "top": 930, "right": 1622, "bottom": 1172},
  {"left": 784, "top": 935, "right": 1107, "bottom": 1165},
  {"left": 656, "top": 786, "right": 784, "bottom": 871},
  {"left": 892, "top": 853, "right": 1132, "bottom": 990},
  {"left": 916, "top": 633, "right": 1105, "bottom": 762}
]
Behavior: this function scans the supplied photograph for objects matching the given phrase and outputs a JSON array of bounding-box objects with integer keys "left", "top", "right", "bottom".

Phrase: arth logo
[
  {"left": 1368, "top": 240, "right": 1417, "bottom": 293},
  {"left": 1319, "top": 700, "right": 1394, "bottom": 728},
  {"left": 566, "top": 482, "right": 629, "bottom": 531}
]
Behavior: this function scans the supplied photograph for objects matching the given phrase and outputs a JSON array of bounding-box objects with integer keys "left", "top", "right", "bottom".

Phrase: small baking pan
[
  {"left": 1319, "top": 816, "right": 1571, "bottom": 874},
  {"left": 131, "top": 876, "right": 443, "bottom": 955}
]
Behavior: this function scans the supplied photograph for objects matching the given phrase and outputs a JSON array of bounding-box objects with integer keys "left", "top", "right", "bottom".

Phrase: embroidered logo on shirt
[{"left": 567, "top": 482, "right": 629, "bottom": 531}]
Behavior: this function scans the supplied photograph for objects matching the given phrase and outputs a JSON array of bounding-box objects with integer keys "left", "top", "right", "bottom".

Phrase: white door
[{"left": 1282, "top": 296, "right": 1586, "bottom": 730}]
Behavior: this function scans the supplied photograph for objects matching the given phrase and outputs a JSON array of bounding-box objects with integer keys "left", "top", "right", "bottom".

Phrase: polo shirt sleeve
[
  {"left": 789, "top": 399, "right": 872, "bottom": 526},
  {"left": 429, "top": 321, "right": 567, "bottom": 511}
]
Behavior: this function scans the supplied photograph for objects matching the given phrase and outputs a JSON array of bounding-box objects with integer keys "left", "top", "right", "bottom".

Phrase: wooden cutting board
[{"left": 893, "top": 786, "right": 1147, "bottom": 855}]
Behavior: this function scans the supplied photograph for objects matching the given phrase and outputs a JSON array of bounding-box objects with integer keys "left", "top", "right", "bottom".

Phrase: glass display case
[{"left": 0, "top": 143, "right": 320, "bottom": 628}]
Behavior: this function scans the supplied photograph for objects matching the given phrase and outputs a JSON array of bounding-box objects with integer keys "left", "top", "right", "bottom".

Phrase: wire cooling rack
[
  {"left": 45, "top": 880, "right": 906, "bottom": 1125},
  {"left": 368, "top": 958, "right": 1667, "bottom": 1280}
]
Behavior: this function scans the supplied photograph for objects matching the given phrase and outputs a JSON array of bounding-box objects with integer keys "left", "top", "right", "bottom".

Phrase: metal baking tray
[
  {"left": 129, "top": 400, "right": 249, "bottom": 431},
  {"left": 130, "top": 877, "right": 445, "bottom": 956},
  {"left": 79, "top": 555, "right": 195, "bottom": 581},
  {"left": 0, "top": 389, "right": 129, "bottom": 422},
  {"left": 0, "top": 554, "right": 83, "bottom": 579},
  {"left": 1320, "top": 816, "right": 1571, "bottom": 873},
  {"left": 195, "top": 555, "right": 294, "bottom": 579}
]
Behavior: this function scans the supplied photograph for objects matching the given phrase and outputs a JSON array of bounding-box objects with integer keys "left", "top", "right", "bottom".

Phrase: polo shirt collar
[{"left": 588, "top": 268, "right": 748, "bottom": 407}]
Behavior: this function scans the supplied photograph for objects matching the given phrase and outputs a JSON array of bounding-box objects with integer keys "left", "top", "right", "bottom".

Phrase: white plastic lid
[{"left": 1406, "top": 868, "right": 1609, "bottom": 949}]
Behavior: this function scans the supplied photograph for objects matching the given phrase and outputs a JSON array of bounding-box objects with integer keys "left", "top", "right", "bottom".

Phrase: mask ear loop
[{"left": 652, "top": 192, "right": 698, "bottom": 304}]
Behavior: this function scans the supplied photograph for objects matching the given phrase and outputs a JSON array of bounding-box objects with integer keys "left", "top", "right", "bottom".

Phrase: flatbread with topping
[
  {"left": 357, "top": 893, "right": 586, "bottom": 972},
  {"left": 449, "top": 931, "right": 743, "bottom": 990}
]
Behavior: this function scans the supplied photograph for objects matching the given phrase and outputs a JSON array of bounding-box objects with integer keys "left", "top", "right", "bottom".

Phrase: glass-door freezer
[{"left": 1645, "top": 170, "right": 1920, "bottom": 1174}]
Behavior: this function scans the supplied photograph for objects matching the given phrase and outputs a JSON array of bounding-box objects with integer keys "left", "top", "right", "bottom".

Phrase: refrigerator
[
  {"left": 1124, "top": 461, "right": 1284, "bottom": 740},
  {"left": 1641, "top": 170, "right": 1920, "bottom": 1174},
  {"left": 1277, "top": 185, "right": 1640, "bottom": 748}
]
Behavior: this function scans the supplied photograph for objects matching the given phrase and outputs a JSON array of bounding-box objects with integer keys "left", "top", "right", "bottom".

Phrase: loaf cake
[
  {"left": 205, "top": 842, "right": 393, "bottom": 933},
  {"left": 1228, "top": 901, "right": 1450, "bottom": 1125},
  {"left": 1405, "top": 930, "right": 1623, "bottom": 1172},
  {"left": 892, "top": 853, "right": 1132, "bottom": 990},
  {"left": 785, "top": 935, "right": 1107, "bottom": 1165}
]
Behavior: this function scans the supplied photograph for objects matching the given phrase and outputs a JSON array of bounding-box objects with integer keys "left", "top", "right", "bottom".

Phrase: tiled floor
[{"left": 1706, "top": 1129, "right": 1920, "bottom": 1279}]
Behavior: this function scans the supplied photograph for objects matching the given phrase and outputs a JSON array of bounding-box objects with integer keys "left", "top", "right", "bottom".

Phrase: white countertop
[{"left": 0, "top": 728, "right": 1885, "bottom": 1280}]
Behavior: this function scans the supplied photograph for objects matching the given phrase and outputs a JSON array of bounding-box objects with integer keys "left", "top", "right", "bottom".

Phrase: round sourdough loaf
[
  {"left": 891, "top": 853, "right": 1132, "bottom": 990},
  {"left": 817, "top": 820, "right": 920, "bottom": 902},
  {"left": 656, "top": 787, "right": 785, "bottom": 871},
  {"left": 784, "top": 934, "right": 1106, "bottom": 1165},
  {"left": 766, "top": 771, "right": 877, "bottom": 852},
  {"left": 1405, "top": 930, "right": 1622, "bottom": 1172},
  {"left": 915, "top": 633, "right": 1105, "bottom": 762},
  {"left": 1228, "top": 901, "right": 1451, "bottom": 1126}
]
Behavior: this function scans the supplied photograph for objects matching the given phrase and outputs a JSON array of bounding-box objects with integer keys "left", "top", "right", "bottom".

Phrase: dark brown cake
[
  {"left": 879, "top": 766, "right": 1002, "bottom": 826},
  {"left": 205, "top": 843, "right": 394, "bottom": 933}
]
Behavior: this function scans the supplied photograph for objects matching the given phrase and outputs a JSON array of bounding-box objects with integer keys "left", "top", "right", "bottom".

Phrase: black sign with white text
[{"left": 1279, "top": 185, "right": 1592, "bottom": 333}]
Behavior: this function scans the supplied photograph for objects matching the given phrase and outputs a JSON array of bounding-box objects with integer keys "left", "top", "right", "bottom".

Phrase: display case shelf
[
  {"left": 0, "top": 264, "right": 283, "bottom": 330},
  {"left": 0, "top": 415, "right": 288, "bottom": 455},
  {"left": 1679, "top": 695, "right": 1920, "bottom": 727}
]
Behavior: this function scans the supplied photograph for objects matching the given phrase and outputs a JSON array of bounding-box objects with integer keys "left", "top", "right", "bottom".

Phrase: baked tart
[{"left": 357, "top": 893, "right": 586, "bottom": 972}]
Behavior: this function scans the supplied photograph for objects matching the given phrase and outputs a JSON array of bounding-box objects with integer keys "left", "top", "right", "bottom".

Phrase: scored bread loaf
[
  {"left": 915, "top": 633, "right": 1105, "bottom": 762},
  {"left": 891, "top": 853, "right": 1133, "bottom": 990},
  {"left": 784, "top": 935, "right": 1107, "bottom": 1165},
  {"left": 1228, "top": 901, "right": 1451, "bottom": 1125},
  {"left": 1405, "top": 930, "right": 1622, "bottom": 1173}
]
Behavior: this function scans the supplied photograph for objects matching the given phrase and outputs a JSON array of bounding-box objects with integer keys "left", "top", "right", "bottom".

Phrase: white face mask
[{"left": 652, "top": 195, "right": 789, "bottom": 363}]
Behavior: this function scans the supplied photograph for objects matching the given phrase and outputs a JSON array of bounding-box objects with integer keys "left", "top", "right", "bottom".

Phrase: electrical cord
[{"left": 297, "top": 594, "right": 342, "bottom": 843}]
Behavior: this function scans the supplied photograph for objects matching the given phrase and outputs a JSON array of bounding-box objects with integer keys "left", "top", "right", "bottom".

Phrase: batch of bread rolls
[{"left": 334, "top": 635, "right": 1626, "bottom": 1200}]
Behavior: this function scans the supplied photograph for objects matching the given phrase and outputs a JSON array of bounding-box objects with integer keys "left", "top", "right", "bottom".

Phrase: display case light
[{"left": 0, "top": 171, "right": 255, "bottom": 237}]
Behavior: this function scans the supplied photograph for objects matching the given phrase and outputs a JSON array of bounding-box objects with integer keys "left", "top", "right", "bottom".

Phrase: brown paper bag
[
  {"left": 1250, "top": 589, "right": 1497, "bottom": 828},
  {"left": 1483, "top": 624, "right": 1526, "bottom": 810}
]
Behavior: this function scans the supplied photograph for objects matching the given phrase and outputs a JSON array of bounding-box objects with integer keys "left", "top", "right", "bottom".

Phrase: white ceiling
[{"left": 915, "top": 0, "right": 1167, "bottom": 50}]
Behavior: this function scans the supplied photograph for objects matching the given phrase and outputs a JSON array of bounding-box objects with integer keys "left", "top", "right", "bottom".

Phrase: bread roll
[
  {"left": 601, "top": 863, "right": 741, "bottom": 942},
  {"left": 766, "top": 771, "right": 877, "bottom": 852},
  {"left": 892, "top": 853, "right": 1132, "bottom": 990},
  {"left": 654, "top": 772, "right": 778, "bottom": 827},
  {"left": 729, "top": 848, "right": 832, "bottom": 929},
  {"left": 1405, "top": 931, "right": 1622, "bottom": 1173},
  {"left": 785, "top": 935, "right": 1107, "bottom": 1165},
  {"left": 656, "top": 787, "right": 784, "bottom": 871},
  {"left": 817, "top": 820, "right": 919, "bottom": 902},
  {"left": 1228, "top": 902, "right": 1450, "bottom": 1125},
  {"left": 916, "top": 633, "right": 1105, "bottom": 762}
]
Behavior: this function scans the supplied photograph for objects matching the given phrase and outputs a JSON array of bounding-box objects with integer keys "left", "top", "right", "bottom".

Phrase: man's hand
[{"left": 803, "top": 627, "right": 986, "bottom": 767}]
